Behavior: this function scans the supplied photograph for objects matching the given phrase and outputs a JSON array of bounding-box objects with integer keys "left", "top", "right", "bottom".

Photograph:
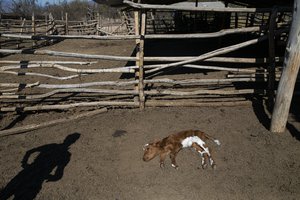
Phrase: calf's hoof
[
  {"left": 160, "top": 163, "right": 165, "bottom": 169},
  {"left": 212, "top": 164, "right": 217, "bottom": 170},
  {"left": 171, "top": 164, "right": 179, "bottom": 170},
  {"left": 202, "top": 163, "right": 208, "bottom": 169}
]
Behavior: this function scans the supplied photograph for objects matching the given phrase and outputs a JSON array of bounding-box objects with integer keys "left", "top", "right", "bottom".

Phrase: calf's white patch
[{"left": 181, "top": 136, "right": 210, "bottom": 155}]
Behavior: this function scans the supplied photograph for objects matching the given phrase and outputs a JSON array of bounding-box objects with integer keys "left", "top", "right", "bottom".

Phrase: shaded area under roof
[
  {"left": 224, "top": 0, "right": 293, "bottom": 7},
  {"left": 93, "top": 0, "right": 294, "bottom": 7},
  {"left": 93, "top": 0, "right": 185, "bottom": 7}
]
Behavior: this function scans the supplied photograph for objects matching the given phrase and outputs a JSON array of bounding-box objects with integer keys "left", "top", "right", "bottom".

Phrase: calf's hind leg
[
  {"left": 191, "top": 143, "right": 210, "bottom": 169},
  {"left": 208, "top": 147, "right": 217, "bottom": 169}
]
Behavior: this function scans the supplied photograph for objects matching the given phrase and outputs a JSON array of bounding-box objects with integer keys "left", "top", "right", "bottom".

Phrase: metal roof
[{"left": 93, "top": 0, "right": 293, "bottom": 8}]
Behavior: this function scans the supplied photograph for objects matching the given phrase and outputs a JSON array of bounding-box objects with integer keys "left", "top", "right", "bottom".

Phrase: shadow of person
[{"left": 0, "top": 133, "right": 80, "bottom": 200}]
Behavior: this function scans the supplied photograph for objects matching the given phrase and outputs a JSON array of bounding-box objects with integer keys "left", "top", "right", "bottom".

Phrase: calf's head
[{"left": 143, "top": 141, "right": 161, "bottom": 162}]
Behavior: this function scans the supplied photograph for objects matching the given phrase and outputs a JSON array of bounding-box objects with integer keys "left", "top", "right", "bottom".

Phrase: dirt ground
[
  {"left": 0, "top": 106, "right": 300, "bottom": 200},
  {"left": 0, "top": 39, "right": 300, "bottom": 200}
]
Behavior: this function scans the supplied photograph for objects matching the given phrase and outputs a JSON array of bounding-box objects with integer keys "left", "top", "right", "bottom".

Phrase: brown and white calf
[{"left": 143, "top": 130, "right": 220, "bottom": 169}]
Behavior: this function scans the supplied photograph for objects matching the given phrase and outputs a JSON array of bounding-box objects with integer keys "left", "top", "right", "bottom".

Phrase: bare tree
[
  {"left": 10, "top": 0, "right": 40, "bottom": 16},
  {"left": 0, "top": 0, "right": 3, "bottom": 12}
]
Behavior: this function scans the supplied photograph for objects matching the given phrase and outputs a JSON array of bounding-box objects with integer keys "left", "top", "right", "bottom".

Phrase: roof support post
[{"left": 270, "top": 0, "right": 300, "bottom": 133}]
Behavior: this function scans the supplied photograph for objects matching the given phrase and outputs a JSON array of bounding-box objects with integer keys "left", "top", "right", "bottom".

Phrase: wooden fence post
[
  {"left": 138, "top": 10, "right": 146, "bottom": 110},
  {"left": 270, "top": 0, "right": 300, "bottom": 133},
  {"left": 267, "top": 8, "right": 278, "bottom": 110},
  {"left": 32, "top": 13, "right": 36, "bottom": 46},
  {"left": 96, "top": 12, "right": 100, "bottom": 35},
  {"left": 134, "top": 11, "right": 140, "bottom": 103},
  {"left": 65, "top": 12, "right": 69, "bottom": 35},
  {"left": 48, "top": 13, "right": 52, "bottom": 35},
  {"left": 17, "top": 17, "right": 25, "bottom": 49},
  {"left": 45, "top": 14, "right": 48, "bottom": 36}
]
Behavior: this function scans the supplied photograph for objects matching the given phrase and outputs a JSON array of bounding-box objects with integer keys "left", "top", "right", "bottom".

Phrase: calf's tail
[{"left": 205, "top": 134, "right": 221, "bottom": 146}]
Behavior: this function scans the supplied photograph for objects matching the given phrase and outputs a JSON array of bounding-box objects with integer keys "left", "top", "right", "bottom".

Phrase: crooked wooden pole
[
  {"left": 32, "top": 13, "right": 36, "bottom": 46},
  {"left": 138, "top": 10, "right": 146, "bottom": 110},
  {"left": 134, "top": 11, "right": 140, "bottom": 103},
  {"left": 270, "top": 0, "right": 300, "bottom": 133},
  {"left": 65, "top": 12, "right": 69, "bottom": 35}
]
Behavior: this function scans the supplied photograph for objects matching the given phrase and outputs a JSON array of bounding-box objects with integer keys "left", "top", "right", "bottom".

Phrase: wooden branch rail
[
  {"left": 0, "top": 88, "right": 138, "bottom": 99},
  {"left": 124, "top": 0, "right": 292, "bottom": 13},
  {"left": 227, "top": 74, "right": 281, "bottom": 79},
  {"left": 145, "top": 26, "right": 262, "bottom": 39},
  {"left": 0, "top": 99, "right": 253, "bottom": 113},
  {"left": 146, "top": 89, "right": 260, "bottom": 96},
  {"left": 0, "top": 82, "right": 40, "bottom": 93},
  {"left": 0, "top": 82, "right": 39, "bottom": 88},
  {"left": 0, "top": 101, "right": 138, "bottom": 112},
  {"left": 37, "top": 80, "right": 138, "bottom": 88},
  {"left": 181, "top": 64, "right": 256, "bottom": 73},
  {"left": 0, "top": 26, "right": 261, "bottom": 40},
  {"left": 0, "top": 87, "right": 260, "bottom": 100},
  {"left": 0, "top": 108, "right": 108, "bottom": 136},
  {"left": 31, "top": 77, "right": 261, "bottom": 89},
  {"left": 0, "top": 61, "right": 96, "bottom": 65},
  {"left": 0, "top": 71, "right": 84, "bottom": 80},
  {"left": 143, "top": 56, "right": 284, "bottom": 63},
  {"left": 0, "top": 64, "right": 134, "bottom": 73},
  {"left": 0, "top": 49, "right": 136, "bottom": 62},
  {"left": 0, "top": 100, "right": 252, "bottom": 113},
  {"left": 0, "top": 77, "right": 265, "bottom": 91},
  {"left": 68, "top": 22, "right": 97, "bottom": 28},
  {"left": 146, "top": 100, "right": 252, "bottom": 107},
  {"left": 145, "top": 35, "right": 269, "bottom": 74}
]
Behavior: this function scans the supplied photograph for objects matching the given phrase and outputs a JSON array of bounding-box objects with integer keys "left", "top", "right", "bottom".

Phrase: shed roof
[
  {"left": 93, "top": 0, "right": 293, "bottom": 8},
  {"left": 171, "top": 1, "right": 225, "bottom": 9}
]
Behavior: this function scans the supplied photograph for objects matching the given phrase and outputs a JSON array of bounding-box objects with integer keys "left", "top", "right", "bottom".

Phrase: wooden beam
[
  {"left": 138, "top": 11, "right": 146, "bottom": 110},
  {"left": 134, "top": 11, "right": 140, "bottom": 103},
  {"left": 146, "top": 100, "right": 252, "bottom": 107},
  {"left": 65, "top": 12, "right": 69, "bottom": 35},
  {"left": 32, "top": 13, "right": 36, "bottom": 46},
  {"left": 0, "top": 49, "right": 136, "bottom": 62},
  {"left": 270, "top": 0, "right": 300, "bottom": 133},
  {"left": 0, "top": 26, "right": 261, "bottom": 40}
]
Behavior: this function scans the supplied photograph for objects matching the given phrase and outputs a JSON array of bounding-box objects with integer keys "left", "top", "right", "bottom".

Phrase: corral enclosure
[{"left": 1, "top": 0, "right": 300, "bottom": 199}]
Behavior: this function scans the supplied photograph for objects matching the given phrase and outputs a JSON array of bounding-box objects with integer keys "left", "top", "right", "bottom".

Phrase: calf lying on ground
[{"left": 143, "top": 130, "right": 220, "bottom": 169}]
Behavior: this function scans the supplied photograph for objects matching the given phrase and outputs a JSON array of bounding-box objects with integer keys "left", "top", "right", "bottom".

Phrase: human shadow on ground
[{"left": 0, "top": 133, "right": 80, "bottom": 200}]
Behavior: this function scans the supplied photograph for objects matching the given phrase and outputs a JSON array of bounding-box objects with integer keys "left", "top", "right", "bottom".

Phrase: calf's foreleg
[
  {"left": 159, "top": 149, "right": 170, "bottom": 168},
  {"left": 169, "top": 152, "right": 179, "bottom": 169}
]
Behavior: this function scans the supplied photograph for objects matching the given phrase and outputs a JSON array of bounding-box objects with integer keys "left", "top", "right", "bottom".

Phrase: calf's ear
[{"left": 143, "top": 143, "right": 149, "bottom": 150}]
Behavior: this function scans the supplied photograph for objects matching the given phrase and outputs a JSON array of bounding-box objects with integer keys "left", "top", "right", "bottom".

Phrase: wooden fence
[
  {"left": 0, "top": 12, "right": 129, "bottom": 48},
  {"left": 0, "top": 2, "right": 293, "bottom": 113}
]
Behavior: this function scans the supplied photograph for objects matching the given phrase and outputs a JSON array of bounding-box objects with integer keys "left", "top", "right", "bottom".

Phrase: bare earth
[{"left": 0, "top": 39, "right": 300, "bottom": 200}]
